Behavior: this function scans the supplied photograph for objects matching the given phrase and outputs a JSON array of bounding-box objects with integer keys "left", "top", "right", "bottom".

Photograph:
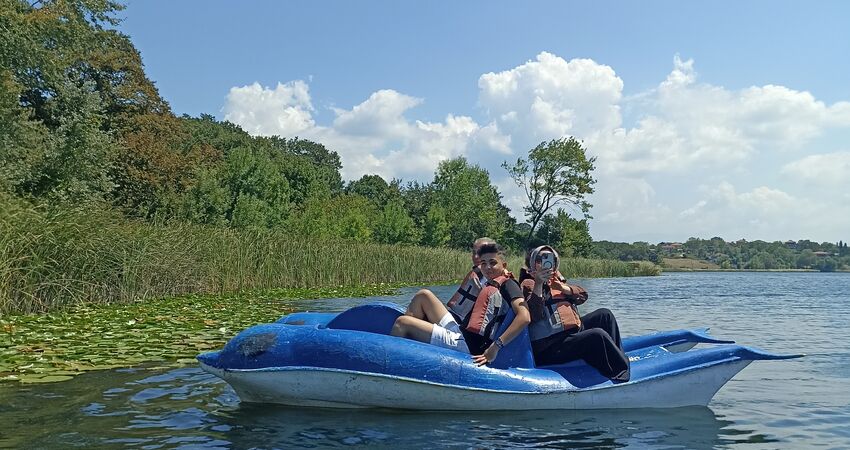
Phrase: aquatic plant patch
[{"left": 0, "top": 285, "right": 404, "bottom": 384}]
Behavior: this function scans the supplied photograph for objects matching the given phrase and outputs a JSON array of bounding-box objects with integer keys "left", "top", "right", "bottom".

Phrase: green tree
[
  {"left": 288, "top": 194, "right": 377, "bottom": 242},
  {"left": 420, "top": 205, "right": 450, "bottom": 247},
  {"left": 502, "top": 137, "right": 596, "bottom": 245},
  {"left": 22, "top": 80, "right": 117, "bottom": 203},
  {"left": 534, "top": 209, "right": 592, "bottom": 256},
  {"left": 400, "top": 181, "right": 433, "bottom": 230},
  {"left": 175, "top": 147, "right": 292, "bottom": 228},
  {"left": 219, "top": 147, "right": 291, "bottom": 227},
  {"left": 816, "top": 258, "right": 837, "bottom": 272},
  {"left": 373, "top": 199, "right": 417, "bottom": 244},
  {"left": 2, "top": 0, "right": 168, "bottom": 206},
  {"left": 178, "top": 168, "right": 230, "bottom": 225},
  {"left": 178, "top": 168, "right": 229, "bottom": 226},
  {"left": 796, "top": 249, "right": 817, "bottom": 269},
  {"left": 0, "top": 71, "right": 49, "bottom": 193},
  {"left": 264, "top": 136, "right": 343, "bottom": 195},
  {"left": 346, "top": 174, "right": 394, "bottom": 207},
  {"left": 230, "top": 193, "right": 272, "bottom": 229},
  {"left": 432, "top": 157, "right": 511, "bottom": 249},
  {"left": 556, "top": 210, "right": 593, "bottom": 257}
]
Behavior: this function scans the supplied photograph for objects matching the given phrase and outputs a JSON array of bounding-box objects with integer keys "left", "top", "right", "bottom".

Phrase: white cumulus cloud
[
  {"left": 222, "top": 83, "right": 513, "bottom": 181},
  {"left": 478, "top": 51, "right": 623, "bottom": 147},
  {"left": 589, "top": 55, "right": 850, "bottom": 178},
  {"left": 222, "top": 81, "right": 314, "bottom": 136},
  {"left": 220, "top": 51, "right": 850, "bottom": 241},
  {"left": 781, "top": 152, "right": 850, "bottom": 187}
]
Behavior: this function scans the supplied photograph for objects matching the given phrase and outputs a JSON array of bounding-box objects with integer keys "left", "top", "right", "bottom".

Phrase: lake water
[{"left": 1, "top": 272, "right": 848, "bottom": 449}]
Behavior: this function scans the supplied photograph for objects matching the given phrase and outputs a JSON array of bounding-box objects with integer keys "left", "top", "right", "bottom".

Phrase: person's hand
[
  {"left": 472, "top": 343, "right": 500, "bottom": 366},
  {"left": 550, "top": 277, "right": 572, "bottom": 294},
  {"left": 532, "top": 266, "right": 553, "bottom": 285}
]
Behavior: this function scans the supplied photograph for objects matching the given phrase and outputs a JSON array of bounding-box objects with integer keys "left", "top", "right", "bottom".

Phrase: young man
[
  {"left": 390, "top": 242, "right": 530, "bottom": 365},
  {"left": 389, "top": 237, "right": 492, "bottom": 354}
]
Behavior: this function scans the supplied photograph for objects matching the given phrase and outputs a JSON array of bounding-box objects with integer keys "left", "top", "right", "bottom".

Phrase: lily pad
[
  {"left": 18, "top": 374, "right": 75, "bottom": 383},
  {"left": 0, "top": 284, "right": 407, "bottom": 384}
]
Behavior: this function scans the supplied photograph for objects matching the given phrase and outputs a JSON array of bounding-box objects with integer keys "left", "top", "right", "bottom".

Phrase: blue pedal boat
[{"left": 198, "top": 302, "right": 800, "bottom": 410}]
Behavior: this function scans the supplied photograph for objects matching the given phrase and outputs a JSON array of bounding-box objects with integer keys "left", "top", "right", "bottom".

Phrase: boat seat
[{"left": 326, "top": 302, "right": 405, "bottom": 335}]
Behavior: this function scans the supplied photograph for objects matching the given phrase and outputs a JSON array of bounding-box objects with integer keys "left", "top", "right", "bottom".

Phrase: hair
[
  {"left": 476, "top": 242, "right": 504, "bottom": 258},
  {"left": 472, "top": 237, "right": 495, "bottom": 253}
]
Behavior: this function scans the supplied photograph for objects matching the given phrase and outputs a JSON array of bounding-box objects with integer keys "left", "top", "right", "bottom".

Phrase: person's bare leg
[
  {"left": 405, "top": 289, "right": 450, "bottom": 324},
  {"left": 390, "top": 315, "right": 435, "bottom": 343}
]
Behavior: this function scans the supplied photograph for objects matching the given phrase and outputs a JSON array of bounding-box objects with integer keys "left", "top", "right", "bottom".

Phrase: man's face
[
  {"left": 478, "top": 251, "right": 506, "bottom": 279},
  {"left": 472, "top": 243, "right": 485, "bottom": 266}
]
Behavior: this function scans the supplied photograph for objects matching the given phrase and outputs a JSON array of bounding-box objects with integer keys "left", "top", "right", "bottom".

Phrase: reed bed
[
  {"left": 0, "top": 197, "right": 470, "bottom": 314},
  {"left": 505, "top": 255, "right": 661, "bottom": 279},
  {"left": 1, "top": 196, "right": 660, "bottom": 314}
]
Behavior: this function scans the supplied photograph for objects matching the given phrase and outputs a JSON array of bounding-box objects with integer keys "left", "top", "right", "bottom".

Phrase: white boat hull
[{"left": 200, "top": 359, "right": 752, "bottom": 410}]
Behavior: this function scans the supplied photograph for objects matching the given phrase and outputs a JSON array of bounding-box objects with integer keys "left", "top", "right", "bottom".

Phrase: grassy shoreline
[
  {"left": 1, "top": 198, "right": 660, "bottom": 315},
  {"left": 0, "top": 198, "right": 471, "bottom": 314}
]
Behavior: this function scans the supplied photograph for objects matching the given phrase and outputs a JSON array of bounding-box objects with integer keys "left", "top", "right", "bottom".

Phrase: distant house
[
  {"left": 785, "top": 240, "right": 797, "bottom": 250},
  {"left": 813, "top": 251, "right": 831, "bottom": 257},
  {"left": 660, "top": 242, "right": 683, "bottom": 251}
]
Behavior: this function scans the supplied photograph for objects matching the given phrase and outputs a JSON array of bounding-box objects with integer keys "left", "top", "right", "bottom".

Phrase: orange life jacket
[
  {"left": 446, "top": 268, "right": 484, "bottom": 325},
  {"left": 464, "top": 273, "right": 514, "bottom": 340},
  {"left": 525, "top": 276, "right": 588, "bottom": 342}
]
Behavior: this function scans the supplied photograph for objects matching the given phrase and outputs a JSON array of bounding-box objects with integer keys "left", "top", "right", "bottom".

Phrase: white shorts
[{"left": 430, "top": 313, "right": 470, "bottom": 353}]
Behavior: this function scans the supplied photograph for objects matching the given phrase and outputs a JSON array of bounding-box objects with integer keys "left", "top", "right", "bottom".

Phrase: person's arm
[
  {"left": 523, "top": 279, "right": 545, "bottom": 322},
  {"left": 525, "top": 267, "right": 553, "bottom": 322},
  {"left": 500, "top": 297, "right": 531, "bottom": 344},
  {"left": 472, "top": 287, "right": 531, "bottom": 366}
]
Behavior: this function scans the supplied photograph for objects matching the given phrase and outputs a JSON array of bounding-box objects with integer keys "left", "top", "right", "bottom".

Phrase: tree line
[
  {"left": 0, "top": 0, "right": 596, "bottom": 256},
  {"left": 593, "top": 238, "right": 850, "bottom": 272}
]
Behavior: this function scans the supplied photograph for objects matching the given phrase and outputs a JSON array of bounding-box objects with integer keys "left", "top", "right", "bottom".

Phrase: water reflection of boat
[
  {"left": 225, "top": 404, "right": 742, "bottom": 448},
  {"left": 198, "top": 302, "right": 801, "bottom": 410}
]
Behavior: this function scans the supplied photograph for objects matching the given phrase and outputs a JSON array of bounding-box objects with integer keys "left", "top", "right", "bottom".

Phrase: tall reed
[
  {"left": 505, "top": 255, "right": 661, "bottom": 278},
  {"left": 0, "top": 197, "right": 470, "bottom": 314},
  {"left": 1, "top": 196, "right": 660, "bottom": 314}
]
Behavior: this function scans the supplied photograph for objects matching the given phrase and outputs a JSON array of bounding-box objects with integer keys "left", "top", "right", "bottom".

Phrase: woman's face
[{"left": 478, "top": 251, "right": 506, "bottom": 279}]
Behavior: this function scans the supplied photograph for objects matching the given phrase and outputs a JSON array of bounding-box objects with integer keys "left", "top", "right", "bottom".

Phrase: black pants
[{"left": 533, "top": 308, "right": 630, "bottom": 382}]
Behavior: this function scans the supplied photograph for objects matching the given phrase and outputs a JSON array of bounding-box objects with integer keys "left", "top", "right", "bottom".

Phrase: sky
[{"left": 119, "top": 1, "right": 850, "bottom": 243}]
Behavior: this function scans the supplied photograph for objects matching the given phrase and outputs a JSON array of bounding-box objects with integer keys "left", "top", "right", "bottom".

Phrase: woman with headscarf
[{"left": 520, "top": 245, "right": 630, "bottom": 382}]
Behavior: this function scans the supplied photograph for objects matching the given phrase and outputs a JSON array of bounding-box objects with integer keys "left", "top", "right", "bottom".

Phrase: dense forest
[
  {"left": 593, "top": 238, "right": 850, "bottom": 272},
  {"left": 0, "top": 0, "right": 596, "bottom": 256}
]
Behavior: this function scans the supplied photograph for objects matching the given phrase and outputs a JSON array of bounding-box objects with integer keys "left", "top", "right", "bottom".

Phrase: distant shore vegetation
[{"left": 593, "top": 238, "right": 850, "bottom": 272}]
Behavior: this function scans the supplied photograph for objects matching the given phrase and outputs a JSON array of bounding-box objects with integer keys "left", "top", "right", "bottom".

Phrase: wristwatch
[{"left": 495, "top": 337, "right": 505, "bottom": 349}]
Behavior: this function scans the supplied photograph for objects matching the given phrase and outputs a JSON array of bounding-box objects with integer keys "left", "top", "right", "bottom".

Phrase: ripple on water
[{"left": 1, "top": 272, "right": 849, "bottom": 449}]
